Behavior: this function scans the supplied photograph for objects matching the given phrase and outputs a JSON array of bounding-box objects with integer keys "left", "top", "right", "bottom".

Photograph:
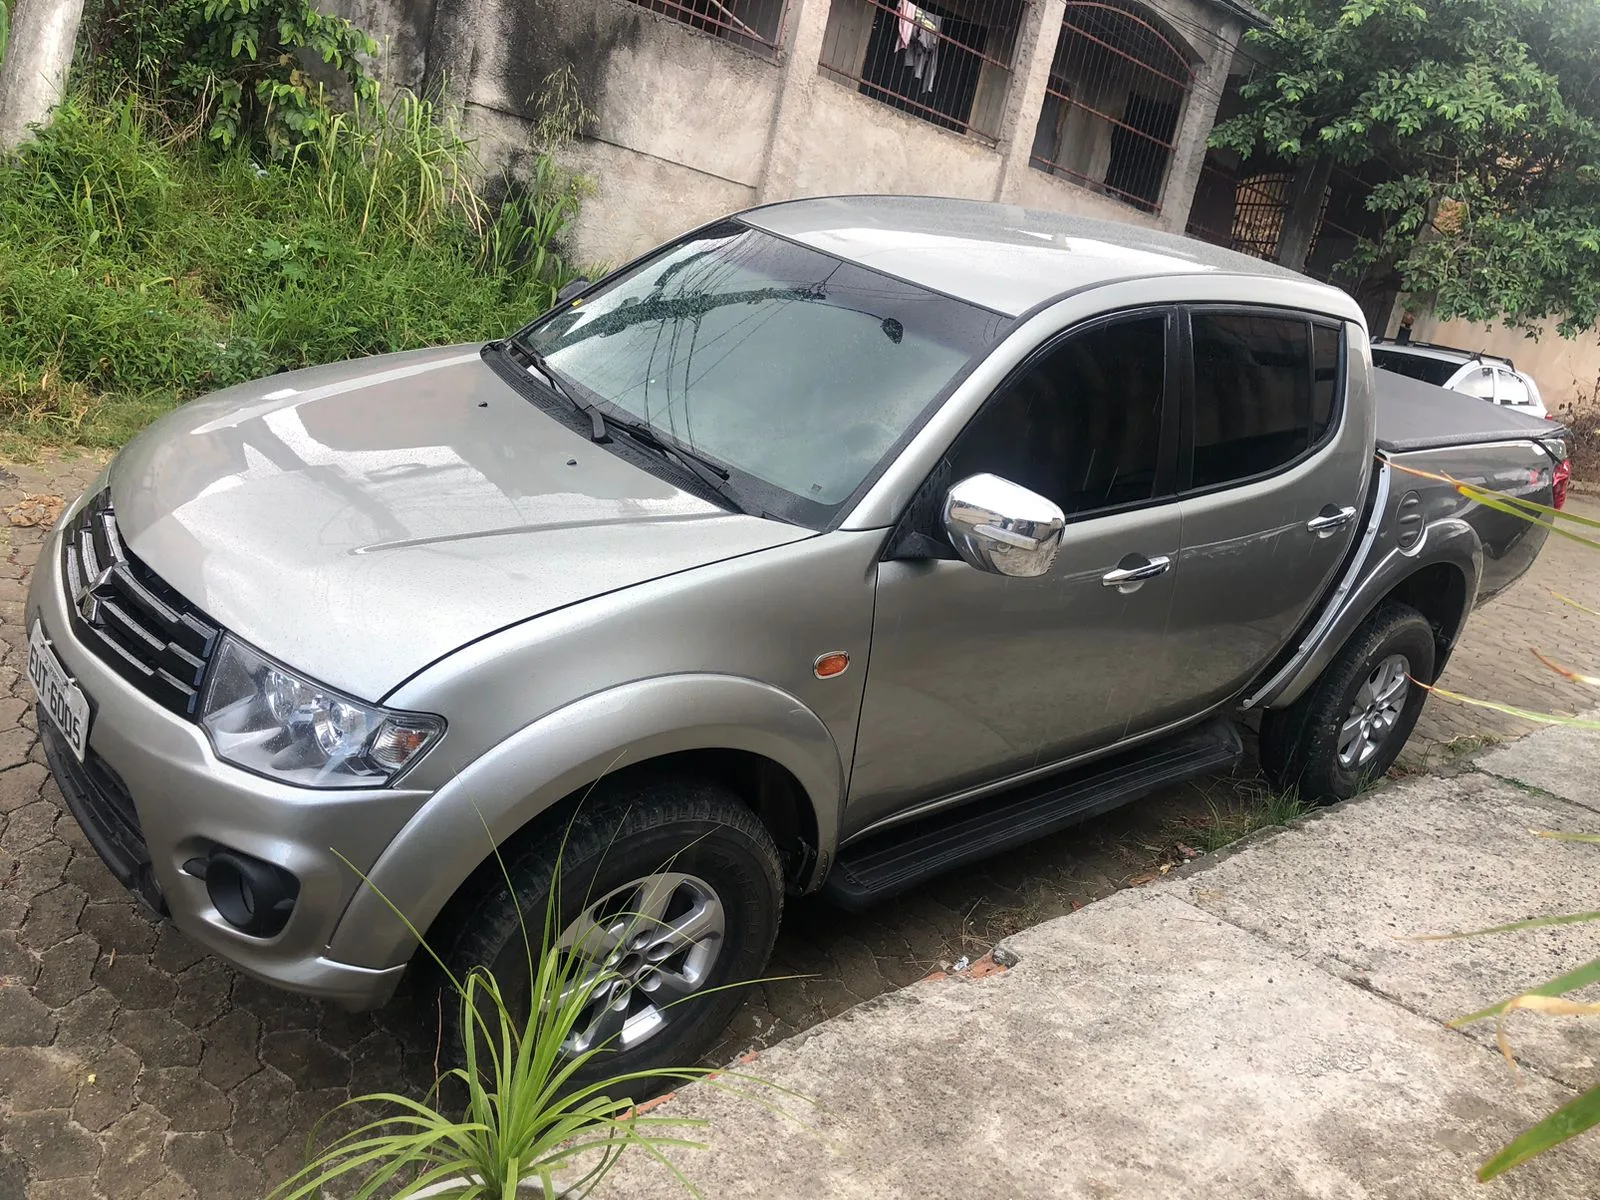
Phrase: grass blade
[
  {"left": 1413, "top": 912, "right": 1600, "bottom": 941},
  {"left": 1479, "top": 1083, "right": 1600, "bottom": 1180},
  {"left": 1451, "top": 957, "right": 1600, "bottom": 1028}
]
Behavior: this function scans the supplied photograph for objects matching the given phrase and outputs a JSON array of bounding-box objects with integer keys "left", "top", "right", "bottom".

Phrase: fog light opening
[{"left": 203, "top": 849, "right": 299, "bottom": 937}]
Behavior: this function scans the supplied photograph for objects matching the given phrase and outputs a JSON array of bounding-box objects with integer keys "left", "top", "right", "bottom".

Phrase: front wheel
[
  {"left": 431, "top": 779, "right": 784, "bottom": 1097},
  {"left": 1259, "top": 602, "right": 1436, "bottom": 801}
]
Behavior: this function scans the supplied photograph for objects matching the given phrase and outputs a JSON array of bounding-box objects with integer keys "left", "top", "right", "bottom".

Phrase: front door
[
  {"left": 1164, "top": 310, "right": 1368, "bottom": 712},
  {"left": 848, "top": 311, "right": 1181, "bottom": 836}
]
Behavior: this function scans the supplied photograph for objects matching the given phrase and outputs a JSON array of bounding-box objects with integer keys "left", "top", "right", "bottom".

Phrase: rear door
[{"left": 1161, "top": 310, "right": 1368, "bottom": 717}]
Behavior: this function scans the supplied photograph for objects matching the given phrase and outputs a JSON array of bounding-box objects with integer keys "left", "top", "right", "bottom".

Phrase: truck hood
[{"left": 109, "top": 345, "right": 813, "bottom": 700}]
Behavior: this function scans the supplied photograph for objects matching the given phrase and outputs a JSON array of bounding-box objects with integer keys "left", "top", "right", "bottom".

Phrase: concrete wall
[
  {"left": 790, "top": 78, "right": 1004, "bottom": 198},
  {"left": 340, "top": 0, "right": 1245, "bottom": 267}
]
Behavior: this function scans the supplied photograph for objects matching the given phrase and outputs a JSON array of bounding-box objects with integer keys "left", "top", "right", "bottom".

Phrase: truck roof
[{"left": 738, "top": 194, "right": 1332, "bottom": 318}]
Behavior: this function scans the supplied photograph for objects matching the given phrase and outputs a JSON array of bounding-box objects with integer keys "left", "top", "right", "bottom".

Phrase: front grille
[
  {"left": 38, "top": 711, "right": 164, "bottom": 917},
  {"left": 61, "top": 491, "right": 220, "bottom": 718}
]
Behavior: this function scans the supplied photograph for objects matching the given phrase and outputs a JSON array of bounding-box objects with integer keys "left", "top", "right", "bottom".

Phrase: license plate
[{"left": 29, "top": 620, "right": 91, "bottom": 761}]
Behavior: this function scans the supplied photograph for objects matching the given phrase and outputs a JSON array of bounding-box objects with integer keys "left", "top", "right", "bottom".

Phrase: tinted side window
[
  {"left": 1312, "top": 323, "right": 1341, "bottom": 442},
  {"left": 1456, "top": 367, "right": 1496, "bottom": 399},
  {"left": 1498, "top": 370, "right": 1531, "bottom": 405},
  {"left": 1190, "top": 313, "right": 1312, "bottom": 489},
  {"left": 948, "top": 316, "right": 1167, "bottom": 517}
]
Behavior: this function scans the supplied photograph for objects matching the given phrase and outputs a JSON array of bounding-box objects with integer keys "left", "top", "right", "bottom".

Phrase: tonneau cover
[{"left": 1376, "top": 368, "right": 1564, "bottom": 452}]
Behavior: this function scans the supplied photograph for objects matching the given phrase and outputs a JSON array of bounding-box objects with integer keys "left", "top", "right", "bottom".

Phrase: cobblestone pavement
[{"left": 1, "top": 453, "right": 1598, "bottom": 1199}]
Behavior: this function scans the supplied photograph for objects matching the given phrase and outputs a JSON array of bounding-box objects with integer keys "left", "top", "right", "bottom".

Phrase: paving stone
[
  {"left": 163, "top": 1132, "right": 265, "bottom": 1200},
  {"left": 0, "top": 798, "right": 55, "bottom": 854},
  {"left": 169, "top": 958, "right": 233, "bottom": 1029},
  {"left": 33, "top": 934, "right": 102, "bottom": 1006},
  {"left": 20, "top": 882, "right": 88, "bottom": 951},
  {"left": 79, "top": 902, "right": 160, "bottom": 955},
  {"left": 0, "top": 890, "right": 23, "bottom": 932},
  {"left": 346, "top": 1030, "right": 410, "bottom": 1094},
  {"left": 198, "top": 1010, "right": 260, "bottom": 1090},
  {"left": 135, "top": 1067, "right": 231, "bottom": 1132},
  {"left": 259, "top": 1028, "right": 351, "bottom": 1092},
  {"left": 73, "top": 1044, "right": 142, "bottom": 1133},
  {"left": 97, "top": 1108, "right": 170, "bottom": 1200},
  {"left": 0, "top": 927, "right": 38, "bottom": 985},
  {"left": 53, "top": 988, "right": 120, "bottom": 1055},
  {"left": 5, "top": 1110, "right": 102, "bottom": 1180},
  {"left": 93, "top": 955, "right": 177, "bottom": 1009},
  {"left": 0, "top": 726, "right": 35, "bottom": 771},
  {"left": 63, "top": 848, "right": 128, "bottom": 905},
  {"left": 0, "top": 1045, "right": 81, "bottom": 1111},
  {"left": 230, "top": 977, "right": 320, "bottom": 1030},
  {"left": 135, "top": 1173, "right": 198, "bottom": 1200},
  {"left": 8, "top": 837, "right": 69, "bottom": 896},
  {"left": 0, "top": 982, "right": 57, "bottom": 1044},
  {"left": 222, "top": 1068, "right": 295, "bottom": 1159},
  {"left": 0, "top": 1149, "right": 25, "bottom": 1200},
  {"left": 316, "top": 1005, "right": 378, "bottom": 1051},
  {"left": 111, "top": 1008, "right": 202, "bottom": 1068},
  {"left": 27, "top": 1176, "right": 101, "bottom": 1200},
  {"left": 149, "top": 926, "right": 206, "bottom": 975}
]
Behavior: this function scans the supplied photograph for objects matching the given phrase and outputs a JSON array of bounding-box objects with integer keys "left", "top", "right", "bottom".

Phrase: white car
[{"left": 1371, "top": 339, "right": 1549, "bottom": 419}]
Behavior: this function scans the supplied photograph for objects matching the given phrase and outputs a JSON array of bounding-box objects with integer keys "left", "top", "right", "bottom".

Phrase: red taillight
[{"left": 1554, "top": 458, "right": 1572, "bottom": 510}]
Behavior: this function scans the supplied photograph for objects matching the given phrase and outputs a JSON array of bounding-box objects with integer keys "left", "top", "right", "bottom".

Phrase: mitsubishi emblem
[{"left": 78, "top": 566, "right": 115, "bottom": 623}]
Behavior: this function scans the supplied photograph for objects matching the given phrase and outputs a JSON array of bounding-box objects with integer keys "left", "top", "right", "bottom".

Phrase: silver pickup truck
[{"left": 26, "top": 196, "right": 1567, "bottom": 1086}]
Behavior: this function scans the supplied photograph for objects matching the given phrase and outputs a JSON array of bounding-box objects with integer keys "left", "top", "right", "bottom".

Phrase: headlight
[{"left": 201, "top": 637, "right": 443, "bottom": 787}]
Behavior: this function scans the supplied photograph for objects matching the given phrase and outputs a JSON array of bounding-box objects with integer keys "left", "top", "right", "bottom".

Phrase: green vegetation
[
  {"left": 1216, "top": 0, "right": 1600, "bottom": 335},
  {"left": 0, "top": 70, "right": 588, "bottom": 454},
  {"left": 272, "top": 846, "right": 794, "bottom": 1199},
  {"left": 1175, "top": 781, "right": 1311, "bottom": 854}
]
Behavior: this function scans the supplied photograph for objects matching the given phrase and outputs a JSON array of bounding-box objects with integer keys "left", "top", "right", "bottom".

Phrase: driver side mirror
[
  {"left": 556, "top": 278, "right": 591, "bottom": 306},
  {"left": 942, "top": 474, "right": 1065, "bottom": 578}
]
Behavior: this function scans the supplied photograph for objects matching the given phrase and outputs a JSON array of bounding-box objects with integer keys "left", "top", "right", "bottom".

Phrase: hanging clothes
[
  {"left": 896, "top": 0, "right": 917, "bottom": 51},
  {"left": 905, "top": 8, "right": 941, "bottom": 94}
]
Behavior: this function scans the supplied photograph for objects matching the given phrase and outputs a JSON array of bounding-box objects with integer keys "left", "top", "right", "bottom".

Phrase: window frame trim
[
  {"left": 881, "top": 303, "right": 1183, "bottom": 561},
  {"left": 1176, "top": 303, "right": 1348, "bottom": 498}
]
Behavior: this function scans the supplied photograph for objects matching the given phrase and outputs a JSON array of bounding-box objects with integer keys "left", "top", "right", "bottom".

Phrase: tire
[
  {"left": 430, "top": 779, "right": 783, "bottom": 1097},
  {"left": 1259, "top": 602, "right": 1436, "bottom": 802}
]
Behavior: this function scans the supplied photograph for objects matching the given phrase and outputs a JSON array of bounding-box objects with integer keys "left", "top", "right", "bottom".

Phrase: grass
[
  {"left": 0, "top": 83, "right": 586, "bottom": 456},
  {"left": 1174, "top": 779, "right": 1313, "bottom": 854}
]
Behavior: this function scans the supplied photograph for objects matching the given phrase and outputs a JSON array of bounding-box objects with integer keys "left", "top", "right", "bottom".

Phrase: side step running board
[{"left": 820, "top": 720, "right": 1243, "bottom": 910}]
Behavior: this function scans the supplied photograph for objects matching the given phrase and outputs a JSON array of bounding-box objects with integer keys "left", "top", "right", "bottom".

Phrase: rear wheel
[
  {"left": 1259, "top": 602, "right": 1436, "bottom": 801},
  {"left": 430, "top": 779, "right": 784, "bottom": 1097}
]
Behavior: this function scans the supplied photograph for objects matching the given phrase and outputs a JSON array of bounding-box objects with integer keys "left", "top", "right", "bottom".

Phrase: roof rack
[{"left": 1371, "top": 337, "right": 1516, "bottom": 371}]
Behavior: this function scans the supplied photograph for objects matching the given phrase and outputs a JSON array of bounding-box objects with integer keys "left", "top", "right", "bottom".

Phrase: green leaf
[
  {"left": 1479, "top": 1083, "right": 1600, "bottom": 1180},
  {"left": 1452, "top": 957, "right": 1600, "bottom": 1028},
  {"left": 1415, "top": 911, "right": 1600, "bottom": 941}
]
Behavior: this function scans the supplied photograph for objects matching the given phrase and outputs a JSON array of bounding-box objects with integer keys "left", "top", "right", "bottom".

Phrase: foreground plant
[
  {"left": 1398, "top": 461, "right": 1600, "bottom": 1179},
  {"left": 271, "top": 844, "right": 794, "bottom": 1199}
]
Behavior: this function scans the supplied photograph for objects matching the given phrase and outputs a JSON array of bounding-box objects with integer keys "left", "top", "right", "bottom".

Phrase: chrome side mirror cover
[{"left": 941, "top": 474, "right": 1066, "bottom": 578}]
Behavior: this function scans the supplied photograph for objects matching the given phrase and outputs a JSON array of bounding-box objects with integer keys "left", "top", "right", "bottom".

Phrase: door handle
[
  {"left": 1101, "top": 555, "right": 1172, "bottom": 589},
  {"left": 1306, "top": 505, "right": 1358, "bottom": 536}
]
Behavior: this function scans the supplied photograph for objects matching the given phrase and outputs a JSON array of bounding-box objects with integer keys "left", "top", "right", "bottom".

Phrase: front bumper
[{"left": 27, "top": 518, "right": 427, "bottom": 1009}]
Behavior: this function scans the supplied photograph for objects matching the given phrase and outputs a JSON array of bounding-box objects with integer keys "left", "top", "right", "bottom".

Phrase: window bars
[
  {"left": 628, "top": 0, "right": 787, "bottom": 54},
  {"left": 1029, "top": 1, "right": 1194, "bottom": 214},
  {"left": 818, "top": 0, "right": 1030, "bottom": 141}
]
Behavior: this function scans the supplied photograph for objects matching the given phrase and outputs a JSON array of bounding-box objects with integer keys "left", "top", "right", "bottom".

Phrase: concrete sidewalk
[{"left": 594, "top": 721, "right": 1600, "bottom": 1198}]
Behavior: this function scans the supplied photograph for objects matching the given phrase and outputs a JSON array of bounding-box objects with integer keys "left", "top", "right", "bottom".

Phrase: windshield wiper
[
  {"left": 507, "top": 339, "right": 610, "bottom": 441},
  {"left": 603, "top": 415, "right": 747, "bottom": 512},
  {"left": 503, "top": 340, "right": 746, "bottom": 513}
]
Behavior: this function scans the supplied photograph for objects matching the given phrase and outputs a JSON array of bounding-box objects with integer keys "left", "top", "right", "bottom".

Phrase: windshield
[{"left": 516, "top": 222, "right": 1007, "bottom": 525}]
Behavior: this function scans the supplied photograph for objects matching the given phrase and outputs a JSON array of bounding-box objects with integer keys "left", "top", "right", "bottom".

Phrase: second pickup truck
[{"left": 28, "top": 195, "right": 1568, "bottom": 1088}]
